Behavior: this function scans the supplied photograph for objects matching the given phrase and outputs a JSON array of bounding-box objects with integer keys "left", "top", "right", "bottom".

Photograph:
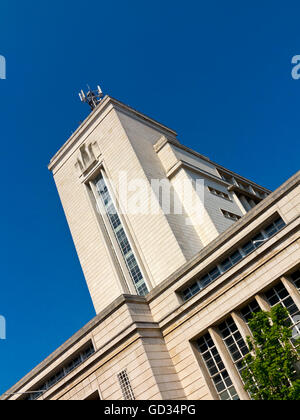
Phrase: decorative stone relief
[{"left": 75, "top": 141, "right": 101, "bottom": 176}]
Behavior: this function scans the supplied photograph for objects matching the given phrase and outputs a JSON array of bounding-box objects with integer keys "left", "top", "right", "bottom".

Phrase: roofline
[
  {"left": 48, "top": 95, "right": 178, "bottom": 172},
  {"left": 1, "top": 294, "right": 146, "bottom": 399}
]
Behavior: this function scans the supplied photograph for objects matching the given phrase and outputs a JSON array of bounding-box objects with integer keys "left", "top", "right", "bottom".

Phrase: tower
[{"left": 48, "top": 93, "right": 270, "bottom": 314}]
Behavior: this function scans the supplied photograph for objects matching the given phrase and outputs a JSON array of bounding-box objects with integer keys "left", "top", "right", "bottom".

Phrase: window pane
[
  {"left": 230, "top": 250, "right": 243, "bottom": 264},
  {"left": 265, "top": 282, "right": 300, "bottom": 344},
  {"left": 209, "top": 267, "right": 221, "bottom": 281},
  {"left": 252, "top": 233, "right": 265, "bottom": 248},
  {"left": 265, "top": 224, "right": 277, "bottom": 238},
  {"left": 242, "top": 241, "right": 255, "bottom": 255},
  {"left": 197, "top": 333, "right": 238, "bottom": 401},
  {"left": 240, "top": 300, "right": 261, "bottom": 324},
  {"left": 200, "top": 275, "right": 211, "bottom": 288}
]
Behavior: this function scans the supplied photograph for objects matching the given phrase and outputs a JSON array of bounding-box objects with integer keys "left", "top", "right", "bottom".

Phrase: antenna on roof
[{"left": 79, "top": 85, "right": 104, "bottom": 110}]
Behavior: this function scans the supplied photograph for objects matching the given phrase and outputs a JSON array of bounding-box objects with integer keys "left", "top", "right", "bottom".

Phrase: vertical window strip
[
  {"left": 208, "top": 187, "right": 231, "bottom": 200},
  {"left": 117, "top": 370, "right": 135, "bottom": 400},
  {"left": 197, "top": 333, "right": 239, "bottom": 400},
  {"left": 95, "top": 175, "right": 149, "bottom": 297},
  {"left": 265, "top": 283, "right": 300, "bottom": 342},
  {"left": 218, "top": 317, "right": 250, "bottom": 379}
]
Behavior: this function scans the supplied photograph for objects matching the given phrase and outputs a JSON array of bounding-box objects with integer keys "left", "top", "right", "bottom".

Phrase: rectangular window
[
  {"left": 241, "top": 240, "right": 255, "bottom": 256},
  {"left": 95, "top": 174, "right": 149, "bottom": 297},
  {"left": 218, "top": 317, "right": 249, "bottom": 378},
  {"left": 117, "top": 370, "right": 135, "bottom": 400},
  {"left": 265, "top": 283, "right": 300, "bottom": 342},
  {"left": 199, "top": 274, "right": 211, "bottom": 288},
  {"left": 291, "top": 270, "right": 300, "bottom": 291},
  {"left": 252, "top": 233, "right": 265, "bottom": 248},
  {"left": 240, "top": 300, "right": 261, "bottom": 324},
  {"left": 197, "top": 333, "right": 239, "bottom": 400},
  {"left": 264, "top": 218, "right": 286, "bottom": 238},
  {"left": 208, "top": 267, "right": 221, "bottom": 281},
  {"left": 181, "top": 216, "right": 286, "bottom": 302},
  {"left": 25, "top": 343, "right": 95, "bottom": 400},
  {"left": 220, "top": 250, "right": 243, "bottom": 272},
  {"left": 208, "top": 187, "right": 231, "bottom": 201},
  {"left": 219, "top": 172, "right": 234, "bottom": 184}
]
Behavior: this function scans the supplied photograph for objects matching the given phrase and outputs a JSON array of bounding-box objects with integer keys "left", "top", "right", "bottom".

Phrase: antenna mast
[{"left": 79, "top": 85, "right": 104, "bottom": 110}]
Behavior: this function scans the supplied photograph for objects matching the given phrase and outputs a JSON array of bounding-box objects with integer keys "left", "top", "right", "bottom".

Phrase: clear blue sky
[{"left": 0, "top": 0, "right": 299, "bottom": 394}]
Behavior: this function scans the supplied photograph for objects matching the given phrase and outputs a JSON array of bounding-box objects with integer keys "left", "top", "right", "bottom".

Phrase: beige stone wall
[{"left": 50, "top": 97, "right": 272, "bottom": 314}]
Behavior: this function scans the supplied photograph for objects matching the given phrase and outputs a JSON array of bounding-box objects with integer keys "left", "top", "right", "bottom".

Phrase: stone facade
[{"left": 2, "top": 96, "right": 299, "bottom": 401}]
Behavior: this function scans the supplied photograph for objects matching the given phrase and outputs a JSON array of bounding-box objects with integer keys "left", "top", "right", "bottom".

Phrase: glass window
[
  {"left": 219, "top": 317, "right": 249, "bottom": 379},
  {"left": 26, "top": 343, "right": 95, "bottom": 400},
  {"left": 199, "top": 274, "right": 211, "bottom": 288},
  {"left": 117, "top": 370, "right": 135, "bottom": 400},
  {"left": 208, "top": 187, "right": 230, "bottom": 200},
  {"left": 220, "top": 258, "right": 232, "bottom": 272},
  {"left": 181, "top": 217, "right": 285, "bottom": 302},
  {"left": 182, "top": 288, "right": 192, "bottom": 301},
  {"left": 197, "top": 333, "right": 239, "bottom": 400},
  {"left": 209, "top": 267, "right": 221, "bottom": 281},
  {"left": 82, "top": 345, "right": 95, "bottom": 361},
  {"left": 264, "top": 218, "right": 286, "bottom": 239},
  {"left": 222, "top": 210, "right": 241, "bottom": 221},
  {"left": 95, "top": 175, "right": 148, "bottom": 297},
  {"left": 190, "top": 282, "right": 201, "bottom": 295},
  {"left": 252, "top": 233, "right": 265, "bottom": 248},
  {"left": 265, "top": 224, "right": 277, "bottom": 238},
  {"left": 274, "top": 218, "right": 286, "bottom": 231},
  {"left": 242, "top": 241, "right": 255, "bottom": 255}
]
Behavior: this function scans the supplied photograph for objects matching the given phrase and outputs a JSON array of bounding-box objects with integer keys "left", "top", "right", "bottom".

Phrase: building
[{"left": 2, "top": 94, "right": 300, "bottom": 401}]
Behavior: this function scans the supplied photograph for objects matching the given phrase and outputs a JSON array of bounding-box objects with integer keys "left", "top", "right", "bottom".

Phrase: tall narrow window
[
  {"left": 197, "top": 333, "right": 239, "bottom": 400},
  {"left": 95, "top": 174, "right": 149, "bottom": 296},
  {"left": 218, "top": 317, "right": 249, "bottom": 378},
  {"left": 117, "top": 370, "right": 135, "bottom": 400}
]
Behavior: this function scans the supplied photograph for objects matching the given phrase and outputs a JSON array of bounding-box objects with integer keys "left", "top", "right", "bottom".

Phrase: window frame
[{"left": 90, "top": 169, "right": 150, "bottom": 297}]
